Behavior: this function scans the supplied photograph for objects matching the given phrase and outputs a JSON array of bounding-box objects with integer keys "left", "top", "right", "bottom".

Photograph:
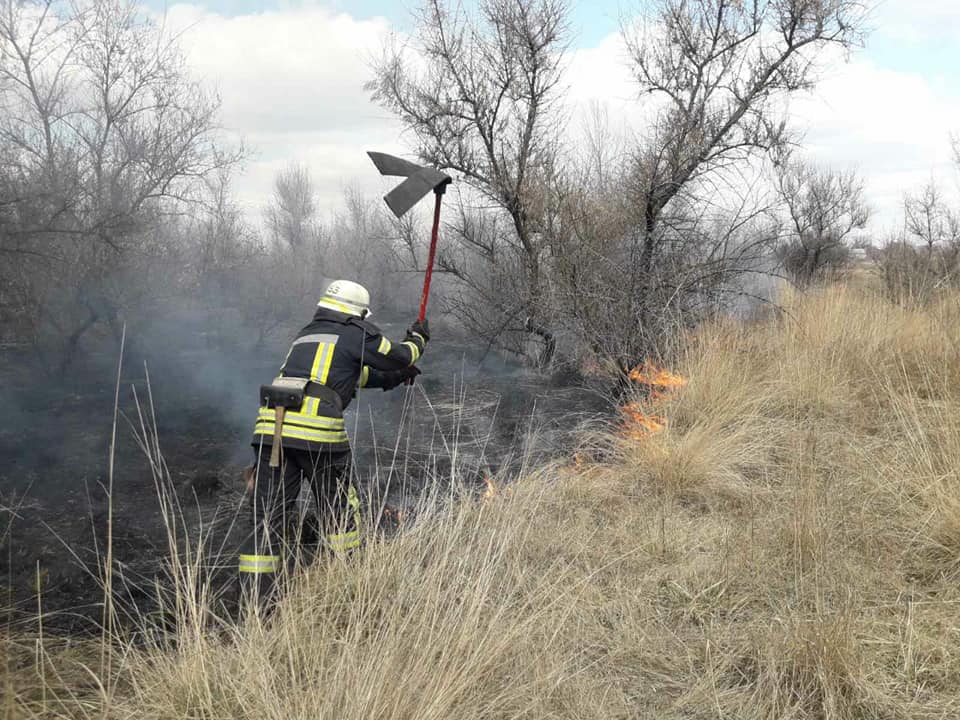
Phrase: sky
[{"left": 147, "top": 0, "right": 960, "bottom": 236}]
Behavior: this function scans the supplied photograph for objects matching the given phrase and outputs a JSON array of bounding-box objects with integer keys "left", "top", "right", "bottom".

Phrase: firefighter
[{"left": 239, "top": 279, "right": 428, "bottom": 606}]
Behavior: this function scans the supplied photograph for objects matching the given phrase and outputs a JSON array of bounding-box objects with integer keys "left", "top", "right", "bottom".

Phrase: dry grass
[{"left": 6, "top": 283, "right": 960, "bottom": 719}]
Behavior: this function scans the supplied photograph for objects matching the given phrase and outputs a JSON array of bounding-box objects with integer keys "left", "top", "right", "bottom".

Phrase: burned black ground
[{"left": 0, "top": 313, "right": 610, "bottom": 635}]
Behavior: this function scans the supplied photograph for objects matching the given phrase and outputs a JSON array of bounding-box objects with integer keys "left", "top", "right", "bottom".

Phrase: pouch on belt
[{"left": 260, "top": 377, "right": 310, "bottom": 467}]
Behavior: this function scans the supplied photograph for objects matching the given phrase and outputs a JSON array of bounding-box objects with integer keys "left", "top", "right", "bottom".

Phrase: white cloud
[
  {"left": 160, "top": 3, "right": 406, "bottom": 217},
  {"left": 563, "top": 32, "right": 675, "bottom": 159},
  {"left": 793, "top": 56, "right": 960, "bottom": 233},
  {"left": 869, "top": 0, "right": 960, "bottom": 45},
  {"left": 154, "top": 3, "right": 959, "bottom": 237},
  {"left": 562, "top": 27, "right": 960, "bottom": 234},
  {"left": 565, "top": 32, "right": 636, "bottom": 110}
]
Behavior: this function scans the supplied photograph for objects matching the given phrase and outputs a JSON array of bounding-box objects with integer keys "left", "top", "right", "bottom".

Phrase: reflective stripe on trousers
[
  {"left": 239, "top": 554, "right": 281, "bottom": 574},
  {"left": 327, "top": 484, "right": 362, "bottom": 553}
]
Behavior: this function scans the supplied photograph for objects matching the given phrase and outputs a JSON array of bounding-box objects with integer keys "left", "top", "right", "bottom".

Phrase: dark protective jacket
[{"left": 252, "top": 307, "right": 426, "bottom": 453}]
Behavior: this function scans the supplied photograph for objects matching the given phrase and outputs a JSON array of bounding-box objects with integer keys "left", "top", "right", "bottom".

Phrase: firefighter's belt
[
  {"left": 260, "top": 378, "right": 343, "bottom": 467},
  {"left": 259, "top": 378, "right": 344, "bottom": 412},
  {"left": 305, "top": 381, "right": 344, "bottom": 412}
]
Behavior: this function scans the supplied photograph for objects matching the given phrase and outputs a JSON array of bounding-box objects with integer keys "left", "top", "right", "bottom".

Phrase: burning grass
[
  {"left": 6, "top": 283, "right": 960, "bottom": 718},
  {"left": 618, "top": 361, "right": 687, "bottom": 439},
  {"left": 619, "top": 361, "right": 687, "bottom": 440}
]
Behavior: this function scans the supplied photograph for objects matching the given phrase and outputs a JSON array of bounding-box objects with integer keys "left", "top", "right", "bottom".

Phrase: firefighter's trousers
[{"left": 239, "top": 445, "right": 360, "bottom": 607}]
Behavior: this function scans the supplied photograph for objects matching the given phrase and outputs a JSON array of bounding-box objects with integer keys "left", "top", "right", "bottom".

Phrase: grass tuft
[{"left": 5, "top": 282, "right": 960, "bottom": 718}]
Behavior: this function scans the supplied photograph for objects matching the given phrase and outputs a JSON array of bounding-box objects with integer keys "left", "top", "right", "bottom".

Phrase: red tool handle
[
  {"left": 408, "top": 182, "right": 447, "bottom": 386},
  {"left": 418, "top": 185, "right": 446, "bottom": 322}
]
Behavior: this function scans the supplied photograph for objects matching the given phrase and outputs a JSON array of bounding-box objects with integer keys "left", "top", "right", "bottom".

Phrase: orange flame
[
  {"left": 628, "top": 362, "right": 687, "bottom": 389},
  {"left": 619, "top": 362, "right": 686, "bottom": 439},
  {"left": 383, "top": 506, "right": 406, "bottom": 524},
  {"left": 481, "top": 476, "right": 513, "bottom": 500},
  {"left": 619, "top": 402, "right": 666, "bottom": 438}
]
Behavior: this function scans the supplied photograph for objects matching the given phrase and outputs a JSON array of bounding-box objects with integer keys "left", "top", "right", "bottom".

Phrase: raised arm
[
  {"left": 359, "top": 365, "right": 421, "bottom": 391},
  {"left": 361, "top": 319, "right": 429, "bottom": 371}
]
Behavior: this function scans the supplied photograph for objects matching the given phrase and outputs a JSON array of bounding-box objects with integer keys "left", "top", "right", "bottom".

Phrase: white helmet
[{"left": 318, "top": 279, "right": 371, "bottom": 318}]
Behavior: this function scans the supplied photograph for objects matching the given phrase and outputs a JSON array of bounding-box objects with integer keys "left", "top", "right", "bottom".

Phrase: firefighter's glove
[
  {"left": 410, "top": 319, "right": 430, "bottom": 342},
  {"left": 382, "top": 366, "right": 421, "bottom": 391}
]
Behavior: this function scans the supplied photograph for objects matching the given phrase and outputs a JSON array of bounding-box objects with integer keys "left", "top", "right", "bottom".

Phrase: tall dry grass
[{"left": 6, "top": 282, "right": 960, "bottom": 719}]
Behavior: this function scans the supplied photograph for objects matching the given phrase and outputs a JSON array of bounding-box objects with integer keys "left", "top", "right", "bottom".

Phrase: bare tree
[
  {"left": 368, "top": 0, "right": 569, "bottom": 360},
  {"left": 166, "top": 169, "right": 263, "bottom": 324},
  {"left": 370, "top": 0, "right": 866, "bottom": 372},
  {"left": 546, "top": 0, "right": 867, "bottom": 377},
  {"left": 327, "top": 187, "right": 413, "bottom": 311},
  {"left": 876, "top": 235, "right": 960, "bottom": 307},
  {"left": 265, "top": 163, "right": 321, "bottom": 251},
  {"left": 615, "top": 0, "right": 865, "bottom": 321},
  {"left": 624, "top": 0, "right": 865, "bottom": 264},
  {"left": 549, "top": 156, "right": 781, "bottom": 376},
  {"left": 875, "top": 179, "right": 960, "bottom": 304},
  {"left": 0, "top": 0, "right": 238, "bottom": 367},
  {"left": 774, "top": 155, "right": 869, "bottom": 285},
  {"left": 904, "top": 180, "right": 958, "bottom": 255}
]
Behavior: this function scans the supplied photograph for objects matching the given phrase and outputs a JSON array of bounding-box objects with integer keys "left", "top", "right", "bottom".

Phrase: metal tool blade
[
  {"left": 367, "top": 151, "right": 424, "bottom": 178},
  {"left": 383, "top": 168, "right": 452, "bottom": 218}
]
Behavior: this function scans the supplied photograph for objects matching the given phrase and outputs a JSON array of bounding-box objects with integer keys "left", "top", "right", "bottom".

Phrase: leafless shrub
[
  {"left": 876, "top": 239, "right": 959, "bottom": 307},
  {"left": 904, "top": 180, "right": 959, "bottom": 254},
  {"left": 328, "top": 185, "right": 414, "bottom": 309},
  {"left": 265, "top": 164, "right": 323, "bottom": 251},
  {"left": 370, "top": 0, "right": 867, "bottom": 373},
  {"left": 548, "top": 157, "right": 782, "bottom": 377},
  {"left": 0, "top": 0, "right": 239, "bottom": 368},
  {"left": 368, "top": 0, "right": 569, "bottom": 362},
  {"left": 773, "top": 155, "right": 869, "bottom": 286},
  {"left": 875, "top": 178, "right": 960, "bottom": 306},
  {"left": 590, "top": 0, "right": 867, "bottom": 370}
]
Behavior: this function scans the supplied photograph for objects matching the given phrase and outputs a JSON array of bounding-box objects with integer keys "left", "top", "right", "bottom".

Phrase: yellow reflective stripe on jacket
[
  {"left": 239, "top": 554, "right": 280, "bottom": 574},
  {"left": 377, "top": 337, "right": 392, "bottom": 354},
  {"left": 254, "top": 423, "right": 348, "bottom": 444},
  {"left": 410, "top": 331, "right": 426, "bottom": 344},
  {"left": 310, "top": 340, "right": 337, "bottom": 384},
  {"left": 360, "top": 366, "right": 371, "bottom": 388},
  {"left": 256, "top": 408, "right": 344, "bottom": 430},
  {"left": 402, "top": 340, "right": 421, "bottom": 363}
]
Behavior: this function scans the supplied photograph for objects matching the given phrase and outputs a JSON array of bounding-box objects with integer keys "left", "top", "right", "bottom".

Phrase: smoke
[
  {"left": 0, "top": 163, "right": 786, "bottom": 631},
  {"left": 0, "top": 249, "right": 607, "bottom": 631}
]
